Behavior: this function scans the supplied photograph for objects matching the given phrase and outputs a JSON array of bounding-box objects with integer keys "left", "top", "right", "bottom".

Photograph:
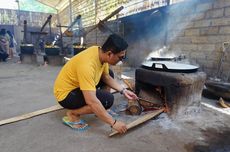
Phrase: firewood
[
  {"left": 109, "top": 109, "right": 164, "bottom": 137},
  {"left": 127, "top": 100, "right": 142, "bottom": 115}
]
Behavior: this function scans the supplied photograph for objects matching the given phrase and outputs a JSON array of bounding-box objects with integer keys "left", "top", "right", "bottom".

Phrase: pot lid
[
  {"left": 151, "top": 56, "right": 175, "bottom": 61},
  {"left": 142, "top": 60, "right": 199, "bottom": 71}
]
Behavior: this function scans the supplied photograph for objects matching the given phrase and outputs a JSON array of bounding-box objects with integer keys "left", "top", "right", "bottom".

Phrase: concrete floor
[{"left": 0, "top": 59, "right": 230, "bottom": 152}]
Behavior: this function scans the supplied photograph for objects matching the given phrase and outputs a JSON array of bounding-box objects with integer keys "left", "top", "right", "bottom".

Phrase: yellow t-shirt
[{"left": 53, "top": 46, "right": 109, "bottom": 102}]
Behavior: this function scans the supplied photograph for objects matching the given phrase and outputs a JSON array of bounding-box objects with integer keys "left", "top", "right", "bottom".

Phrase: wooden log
[
  {"left": 0, "top": 105, "right": 63, "bottom": 126},
  {"left": 109, "top": 109, "right": 164, "bottom": 137},
  {"left": 138, "top": 99, "right": 162, "bottom": 109},
  {"left": 127, "top": 100, "right": 142, "bottom": 115},
  {"left": 138, "top": 88, "right": 163, "bottom": 105}
]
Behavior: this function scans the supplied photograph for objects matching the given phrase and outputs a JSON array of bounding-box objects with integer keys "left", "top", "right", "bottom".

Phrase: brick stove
[{"left": 135, "top": 67, "right": 206, "bottom": 118}]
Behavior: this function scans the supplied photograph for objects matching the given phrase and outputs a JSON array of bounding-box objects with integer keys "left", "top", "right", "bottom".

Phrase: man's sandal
[{"left": 62, "top": 116, "right": 89, "bottom": 132}]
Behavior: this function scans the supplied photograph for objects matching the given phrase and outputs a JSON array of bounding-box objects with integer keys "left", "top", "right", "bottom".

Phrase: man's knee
[
  {"left": 96, "top": 90, "right": 114, "bottom": 109},
  {"left": 103, "top": 93, "right": 114, "bottom": 109}
]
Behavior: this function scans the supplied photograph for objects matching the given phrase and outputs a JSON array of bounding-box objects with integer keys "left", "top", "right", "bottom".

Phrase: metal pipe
[
  {"left": 15, "top": 0, "right": 20, "bottom": 25},
  {"left": 69, "top": 0, "right": 73, "bottom": 25},
  {"left": 23, "top": 20, "right": 27, "bottom": 43},
  {"left": 40, "top": 15, "right": 52, "bottom": 32}
]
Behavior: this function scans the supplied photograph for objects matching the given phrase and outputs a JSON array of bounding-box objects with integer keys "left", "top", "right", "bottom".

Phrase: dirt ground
[{"left": 0, "top": 59, "right": 230, "bottom": 152}]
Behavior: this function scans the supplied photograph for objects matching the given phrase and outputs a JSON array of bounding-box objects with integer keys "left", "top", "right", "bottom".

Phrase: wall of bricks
[{"left": 167, "top": 0, "right": 230, "bottom": 81}]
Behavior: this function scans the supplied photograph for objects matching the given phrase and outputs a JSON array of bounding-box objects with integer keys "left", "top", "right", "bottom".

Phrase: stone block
[
  {"left": 205, "top": 8, "right": 224, "bottom": 18},
  {"left": 219, "top": 26, "right": 230, "bottom": 34},
  {"left": 190, "top": 51, "right": 206, "bottom": 60},
  {"left": 214, "top": 0, "right": 230, "bottom": 9},
  {"left": 46, "top": 55, "right": 64, "bottom": 66},
  {"left": 182, "top": 44, "right": 198, "bottom": 51},
  {"left": 211, "top": 18, "right": 230, "bottom": 26},
  {"left": 193, "top": 20, "right": 212, "bottom": 27},
  {"left": 176, "top": 37, "right": 192, "bottom": 44},
  {"left": 196, "top": 3, "right": 213, "bottom": 12},
  {"left": 207, "top": 51, "right": 221, "bottom": 61},
  {"left": 168, "top": 30, "right": 185, "bottom": 37},
  {"left": 191, "top": 36, "right": 209, "bottom": 44},
  {"left": 185, "top": 29, "right": 200, "bottom": 36},
  {"left": 207, "top": 35, "right": 230, "bottom": 43},
  {"left": 200, "top": 27, "right": 219, "bottom": 35},
  {"left": 225, "top": 7, "right": 230, "bottom": 16},
  {"left": 191, "top": 13, "right": 206, "bottom": 21},
  {"left": 198, "top": 60, "right": 216, "bottom": 69},
  {"left": 21, "top": 54, "right": 37, "bottom": 64},
  {"left": 197, "top": 44, "right": 216, "bottom": 51}
]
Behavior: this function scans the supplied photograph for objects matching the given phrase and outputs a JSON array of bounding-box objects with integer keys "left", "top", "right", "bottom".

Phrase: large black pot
[
  {"left": 45, "top": 47, "right": 60, "bottom": 56},
  {"left": 73, "top": 47, "right": 86, "bottom": 55},
  {"left": 20, "top": 44, "right": 34, "bottom": 54}
]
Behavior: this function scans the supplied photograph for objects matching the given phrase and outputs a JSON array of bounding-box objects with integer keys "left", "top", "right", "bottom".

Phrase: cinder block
[
  {"left": 196, "top": 3, "right": 213, "bottom": 12},
  {"left": 190, "top": 13, "right": 205, "bottom": 21},
  {"left": 200, "top": 27, "right": 219, "bottom": 35},
  {"left": 191, "top": 36, "right": 209, "bottom": 44},
  {"left": 225, "top": 7, "right": 230, "bottom": 16},
  {"left": 193, "top": 20, "right": 212, "bottom": 27},
  {"left": 205, "top": 8, "right": 224, "bottom": 18},
  {"left": 214, "top": 0, "right": 230, "bottom": 9},
  {"left": 219, "top": 26, "right": 230, "bottom": 34},
  {"left": 46, "top": 55, "right": 64, "bottom": 66},
  {"left": 185, "top": 29, "right": 200, "bottom": 36},
  {"left": 176, "top": 37, "right": 192, "bottom": 44},
  {"left": 21, "top": 54, "right": 37, "bottom": 64},
  {"left": 211, "top": 18, "right": 230, "bottom": 26},
  {"left": 197, "top": 44, "right": 216, "bottom": 51},
  {"left": 182, "top": 44, "right": 198, "bottom": 51},
  {"left": 207, "top": 35, "right": 230, "bottom": 43}
]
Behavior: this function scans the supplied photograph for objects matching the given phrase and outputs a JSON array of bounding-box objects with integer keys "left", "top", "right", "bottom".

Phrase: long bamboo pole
[
  {"left": 109, "top": 109, "right": 164, "bottom": 137},
  {"left": 0, "top": 105, "right": 63, "bottom": 126}
]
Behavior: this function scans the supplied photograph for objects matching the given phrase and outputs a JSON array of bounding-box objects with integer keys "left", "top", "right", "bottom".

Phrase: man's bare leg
[
  {"left": 66, "top": 105, "right": 93, "bottom": 128},
  {"left": 65, "top": 86, "right": 112, "bottom": 128}
]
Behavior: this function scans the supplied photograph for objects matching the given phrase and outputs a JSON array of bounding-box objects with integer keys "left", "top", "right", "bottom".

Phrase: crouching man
[{"left": 53, "top": 34, "right": 137, "bottom": 133}]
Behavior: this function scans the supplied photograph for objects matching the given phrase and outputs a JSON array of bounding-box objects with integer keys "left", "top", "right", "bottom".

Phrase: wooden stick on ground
[
  {"left": 109, "top": 108, "right": 164, "bottom": 137},
  {"left": 0, "top": 105, "right": 63, "bottom": 126},
  {"left": 0, "top": 89, "right": 124, "bottom": 126}
]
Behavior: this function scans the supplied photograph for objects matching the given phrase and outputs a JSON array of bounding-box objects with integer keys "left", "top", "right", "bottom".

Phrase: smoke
[
  {"left": 125, "top": 0, "right": 204, "bottom": 67},
  {"left": 166, "top": 0, "right": 201, "bottom": 44}
]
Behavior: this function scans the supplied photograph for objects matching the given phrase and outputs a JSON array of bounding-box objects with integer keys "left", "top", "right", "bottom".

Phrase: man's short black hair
[{"left": 102, "top": 34, "right": 128, "bottom": 54}]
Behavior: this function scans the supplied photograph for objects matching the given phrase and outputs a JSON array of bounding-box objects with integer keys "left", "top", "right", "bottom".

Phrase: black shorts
[
  {"left": 59, "top": 88, "right": 114, "bottom": 110},
  {"left": 58, "top": 69, "right": 114, "bottom": 110}
]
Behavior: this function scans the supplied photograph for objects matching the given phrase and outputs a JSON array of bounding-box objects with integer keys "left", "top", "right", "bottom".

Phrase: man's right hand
[{"left": 112, "top": 121, "right": 127, "bottom": 134}]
